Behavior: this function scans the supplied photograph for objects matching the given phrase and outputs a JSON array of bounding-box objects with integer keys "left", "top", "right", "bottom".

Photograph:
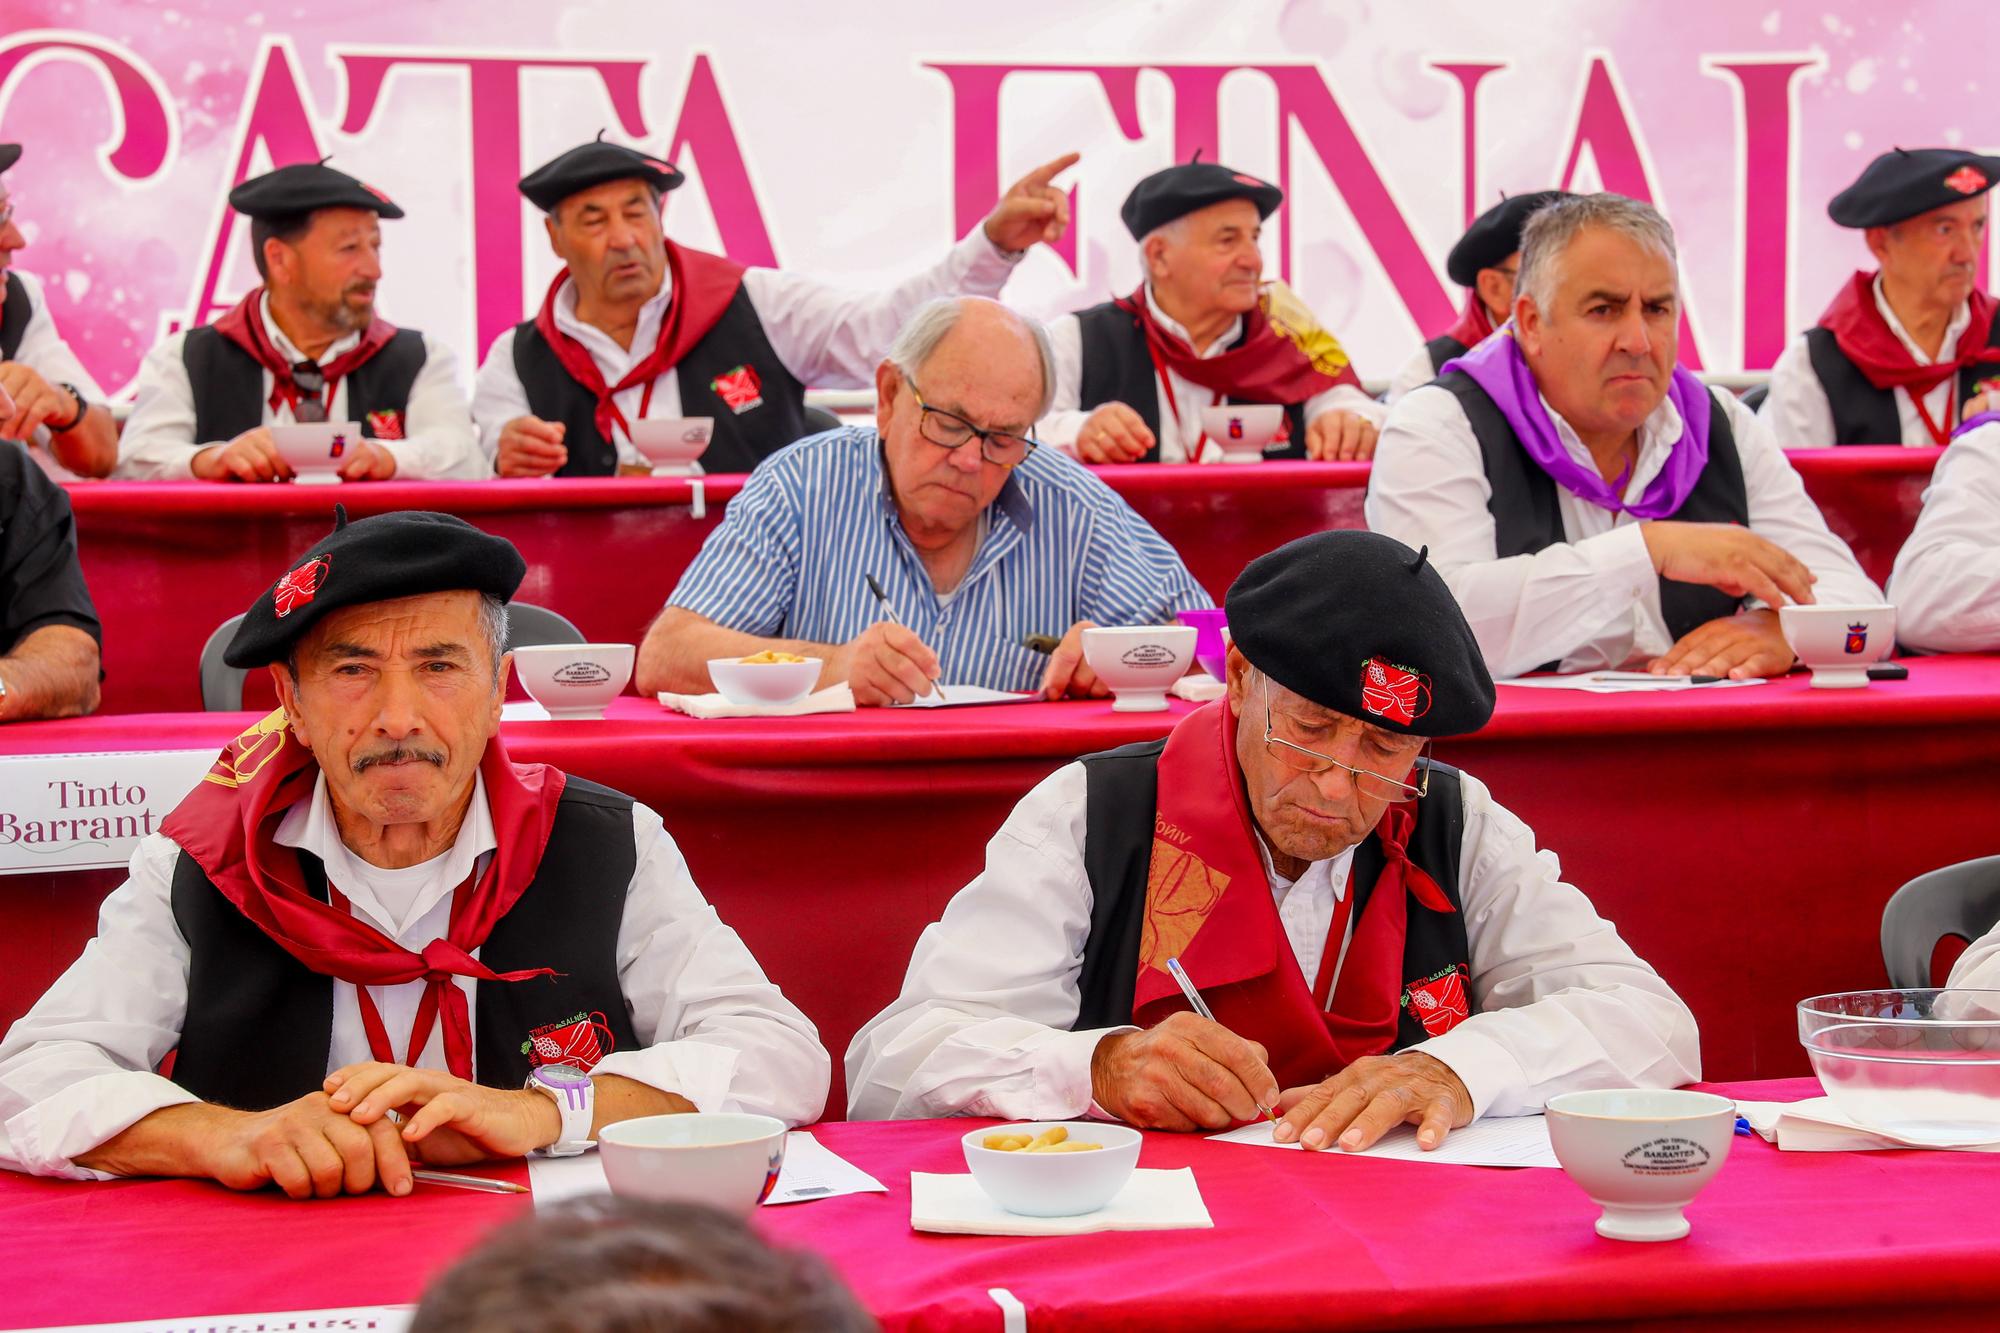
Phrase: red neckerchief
[
  {"left": 1116, "top": 284, "right": 1360, "bottom": 411},
  {"left": 1818, "top": 270, "right": 2000, "bottom": 445},
  {"left": 533, "top": 239, "right": 747, "bottom": 446},
  {"left": 1131, "top": 700, "right": 1453, "bottom": 1089},
  {"left": 211, "top": 287, "right": 398, "bottom": 418},
  {"left": 160, "top": 709, "right": 568, "bottom": 1081},
  {"left": 1439, "top": 293, "right": 1496, "bottom": 351}
]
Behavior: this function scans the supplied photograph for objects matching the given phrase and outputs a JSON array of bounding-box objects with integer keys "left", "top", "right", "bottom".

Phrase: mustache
[{"left": 352, "top": 745, "right": 446, "bottom": 774}]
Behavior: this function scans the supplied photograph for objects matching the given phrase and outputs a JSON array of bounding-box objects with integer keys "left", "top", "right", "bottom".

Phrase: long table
[
  {"left": 63, "top": 447, "right": 1933, "bottom": 714},
  {"left": 2, "top": 1078, "right": 1995, "bottom": 1331},
  {"left": 7, "top": 656, "right": 1997, "bottom": 1113}
]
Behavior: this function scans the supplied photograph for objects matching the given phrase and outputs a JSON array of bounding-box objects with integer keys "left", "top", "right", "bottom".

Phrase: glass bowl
[{"left": 1798, "top": 989, "right": 2000, "bottom": 1144}]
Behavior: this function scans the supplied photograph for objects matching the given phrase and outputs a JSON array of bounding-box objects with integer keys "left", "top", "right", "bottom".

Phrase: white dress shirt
[
  {"left": 845, "top": 761, "right": 1700, "bottom": 1123},
  {"left": 1, "top": 269, "right": 107, "bottom": 481},
  {"left": 114, "top": 293, "right": 482, "bottom": 480},
  {"left": 1367, "top": 381, "right": 1883, "bottom": 680},
  {"left": 1384, "top": 341, "right": 1442, "bottom": 406},
  {"left": 1888, "top": 420, "right": 2000, "bottom": 652},
  {"left": 1761, "top": 276, "right": 1976, "bottom": 448},
  {"left": 472, "top": 228, "right": 1022, "bottom": 469},
  {"left": 0, "top": 773, "right": 830, "bottom": 1180},
  {"left": 1039, "top": 285, "right": 1386, "bottom": 463}
]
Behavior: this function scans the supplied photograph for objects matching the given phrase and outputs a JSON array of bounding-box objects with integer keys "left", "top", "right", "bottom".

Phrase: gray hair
[
  {"left": 887, "top": 296, "right": 1057, "bottom": 420},
  {"left": 1516, "top": 193, "right": 1678, "bottom": 314}
]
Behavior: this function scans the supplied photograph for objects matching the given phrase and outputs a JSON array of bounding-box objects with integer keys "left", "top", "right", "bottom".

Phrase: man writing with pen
[
  {"left": 846, "top": 531, "right": 1700, "bottom": 1151},
  {"left": 636, "top": 297, "right": 1212, "bottom": 705}
]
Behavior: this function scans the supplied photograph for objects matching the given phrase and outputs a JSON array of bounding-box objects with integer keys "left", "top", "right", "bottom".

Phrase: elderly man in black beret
[
  {"left": 1039, "top": 155, "right": 1385, "bottom": 465},
  {"left": 1385, "top": 190, "right": 1569, "bottom": 404},
  {"left": 848, "top": 531, "right": 1697, "bottom": 1150},
  {"left": 472, "top": 136, "right": 1078, "bottom": 477},
  {"left": 117, "top": 162, "right": 481, "bottom": 482},
  {"left": 1763, "top": 147, "right": 2000, "bottom": 447},
  {"left": 0, "top": 510, "right": 827, "bottom": 1194}
]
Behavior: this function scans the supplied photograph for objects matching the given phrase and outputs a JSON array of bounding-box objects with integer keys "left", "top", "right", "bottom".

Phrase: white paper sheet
[
  {"left": 897, "top": 685, "right": 1040, "bottom": 708},
  {"left": 1208, "top": 1114, "right": 1560, "bottom": 1167},
  {"left": 500, "top": 700, "right": 551, "bottom": 721},
  {"left": 910, "top": 1167, "right": 1212, "bottom": 1235},
  {"left": 526, "top": 1132, "right": 885, "bottom": 1210},
  {"left": 1735, "top": 1097, "right": 2000, "bottom": 1153},
  {"left": 30, "top": 1306, "right": 413, "bottom": 1332},
  {"left": 1496, "top": 671, "right": 1766, "bottom": 695}
]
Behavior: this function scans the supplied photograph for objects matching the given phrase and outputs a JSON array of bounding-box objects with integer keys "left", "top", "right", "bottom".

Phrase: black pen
[{"left": 864, "top": 573, "right": 947, "bottom": 702}]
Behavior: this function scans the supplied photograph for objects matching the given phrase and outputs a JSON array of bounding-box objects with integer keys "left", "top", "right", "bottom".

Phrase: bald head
[{"left": 888, "top": 297, "right": 1055, "bottom": 421}]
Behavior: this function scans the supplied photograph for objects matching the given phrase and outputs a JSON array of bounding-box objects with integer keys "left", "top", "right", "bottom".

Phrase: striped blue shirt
[{"left": 668, "top": 427, "right": 1214, "bottom": 692}]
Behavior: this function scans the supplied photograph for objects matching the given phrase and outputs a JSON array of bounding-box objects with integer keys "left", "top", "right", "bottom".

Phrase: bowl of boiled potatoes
[
  {"left": 705, "top": 650, "right": 824, "bottom": 707},
  {"left": 960, "top": 1122, "right": 1143, "bottom": 1217}
]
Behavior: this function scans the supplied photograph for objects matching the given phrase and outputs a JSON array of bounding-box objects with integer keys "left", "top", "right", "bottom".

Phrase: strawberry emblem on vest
[
  {"left": 365, "top": 409, "right": 404, "bottom": 441},
  {"left": 1403, "top": 965, "right": 1471, "bottom": 1038},
  {"left": 711, "top": 364, "right": 764, "bottom": 414},
  {"left": 522, "top": 1010, "right": 617, "bottom": 1072},
  {"left": 272, "top": 556, "right": 330, "bottom": 619},
  {"left": 1360, "top": 656, "right": 1431, "bottom": 725}
]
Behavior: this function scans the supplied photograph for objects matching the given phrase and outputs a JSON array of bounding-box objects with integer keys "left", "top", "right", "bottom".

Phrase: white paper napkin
[
  {"left": 1169, "top": 674, "right": 1226, "bottom": 703},
  {"left": 909, "top": 1168, "right": 1212, "bottom": 1236},
  {"left": 656, "top": 684, "right": 857, "bottom": 718},
  {"left": 1736, "top": 1097, "right": 2000, "bottom": 1152}
]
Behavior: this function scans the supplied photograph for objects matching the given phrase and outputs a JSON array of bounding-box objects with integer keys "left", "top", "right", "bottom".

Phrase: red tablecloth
[
  {"left": 3, "top": 1079, "right": 1996, "bottom": 1332},
  {"left": 62, "top": 449, "right": 1928, "bottom": 714},
  {"left": 6, "top": 659, "right": 1997, "bottom": 1112}
]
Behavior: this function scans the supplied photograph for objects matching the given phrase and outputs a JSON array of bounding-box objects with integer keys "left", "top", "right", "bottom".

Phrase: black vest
[
  {"left": 1425, "top": 333, "right": 1470, "bottom": 377},
  {"left": 1071, "top": 739, "right": 1471, "bottom": 1058},
  {"left": 1074, "top": 300, "right": 1310, "bottom": 460},
  {"left": 168, "top": 777, "right": 642, "bottom": 1111},
  {"left": 0, "top": 272, "right": 32, "bottom": 362},
  {"left": 1803, "top": 308, "right": 2000, "bottom": 445},
  {"left": 1437, "top": 369, "right": 1750, "bottom": 667},
  {"left": 510, "top": 284, "right": 809, "bottom": 477},
  {"left": 181, "top": 323, "right": 428, "bottom": 447}
]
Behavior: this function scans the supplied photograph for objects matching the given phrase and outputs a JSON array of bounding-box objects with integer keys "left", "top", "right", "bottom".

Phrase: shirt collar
[
  {"left": 275, "top": 769, "right": 497, "bottom": 933},
  {"left": 260, "top": 291, "right": 361, "bottom": 365},
  {"left": 553, "top": 268, "right": 675, "bottom": 359},
  {"left": 1255, "top": 833, "right": 1356, "bottom": 902},
  {"left": 1145, "top": 284, "right": 1244, "bottom": 359},
  {"left": 1537, "top": 386, "right": 1685, "bottom": 501},
  {"left": 1871, "top": 272, "right": 1972, "bottom": 367}
]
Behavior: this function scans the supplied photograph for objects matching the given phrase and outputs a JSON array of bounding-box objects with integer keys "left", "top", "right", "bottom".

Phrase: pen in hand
[
  {"left": 863, "top": 573, "right": 947, "bottom": 703},
  {"left": 1165, "top": 956, "right": 1279, "bottom": 1124}
]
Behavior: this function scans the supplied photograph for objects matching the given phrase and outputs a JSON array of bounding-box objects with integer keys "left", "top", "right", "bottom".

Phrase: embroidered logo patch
[
  {"left": 327, "top": 432, "right": 348, "bottom": 460},
  {"left": 1844, "top": 623, "right": 1870, "bottom": 655},
  {"left": 711, "top": 364, "right": 764, "bottom": 414},
  {"left": 273, "top": 556, "right": 330, "bottom": 619},
  {"left": 1944, "top": 166, "right": 1989, "bottom": 195},
  {"left": 1359, "top": 657, "right": 1431, "bottom": 725},
  {"left": 1231, "top": 173, "right": 1268, "bottom": 188},
  {"left": 365, "top": 409, "right": 405, "bottom": 441},
  {"left": 521, "top": 1011, "right": 617, "bottom": 1072},
  {"left": 1403, "top": 965, "right": 1471, "bottom": 1038}
]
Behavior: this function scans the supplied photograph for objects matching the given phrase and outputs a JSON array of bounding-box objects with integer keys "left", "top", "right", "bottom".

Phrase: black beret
[
  {"left": 1446, "top": 190, "right": 1569, "bottom": 287},
  {"left": 1225, "top": 531, "right": 1494, "bottom": 738},
  {"left": 1829, "top": 148, "right": 2000, "bottom": 228},
  {"left": 0, "top": 144, "right": 20, "bottom": 176},
  {"left": 1120, "top": 155, "right": 1282, "bottom": 240},
  {"left": 224, "top": 508, "right": 527, "bottom": 668},
  {"left": 519, "top": 135, "right": 685, "bottom": 213},
  {"left": 229, "top": 161, "right": 405, "bottom": 220}
]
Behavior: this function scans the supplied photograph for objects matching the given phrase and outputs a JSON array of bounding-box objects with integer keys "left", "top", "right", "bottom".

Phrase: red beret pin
[{"left": 273, "top": 556, "right": 331, "bottom": 619}]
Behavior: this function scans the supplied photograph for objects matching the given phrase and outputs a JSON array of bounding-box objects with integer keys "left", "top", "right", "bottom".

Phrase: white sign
[
  {"left": 28, "top": 1306, "right": 412, "bottom": 1332},
  {"left": 0, "top": 750, "right": 217, "bottom": 875}
]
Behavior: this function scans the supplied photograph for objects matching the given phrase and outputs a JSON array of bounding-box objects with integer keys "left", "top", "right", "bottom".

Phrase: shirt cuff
[
  {"left": 1051, "top": 1026, "right": 1133, "bottom": 1121},
  {"left": 3, "top": 1070, "right": 199, "bottom": 1180},
  {"left": 963, "top": 227, "right": 1028, "bottom": 283},
  {"left": 1408, "top": 1023, "right": 1530, "bottom": 1122},
  {"left": 1577, "top": 522, "right": 1657, "bottom": 598},
  {"left": 591, "top": 1041, "right": 740, "bottom": 1118}
]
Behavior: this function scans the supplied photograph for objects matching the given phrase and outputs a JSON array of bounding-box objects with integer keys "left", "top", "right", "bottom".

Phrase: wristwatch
[
  {"left": 526, "top": 1063, "right": 597, "bottom": 1157},
  {"left": 45, "top": 383, "right": 88, "bottom": 435}
]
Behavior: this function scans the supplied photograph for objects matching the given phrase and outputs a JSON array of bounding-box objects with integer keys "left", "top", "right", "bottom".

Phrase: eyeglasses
[
  {"left": 905, "top": 377, "right": 1038, "bottom": 468},
  {"left": 290, "top": 361, "right": 328, "bottom": 423},
  {"left": 1260, "top": 677, "right": 1430, "bottom": 803}
]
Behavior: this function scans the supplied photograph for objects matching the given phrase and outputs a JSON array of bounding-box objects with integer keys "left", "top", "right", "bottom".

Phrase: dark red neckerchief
[
  {"left": 211, "top": 287, "right": 398, "bottom": 419},
  {"left": 1818, "top": 270, "right": 2000, "bottom": 445},
  {"left": 1131, "top": 700, "right": 1453, "bottom": 1090},
  {"left": 533, "top": 239, "right": 747, "bottom": 447},
  {"left": 1439, "top": 293, "right": 1497, "bottom": 352},
  {"left": 160, "top": 709, "right": 568, "bottom": 1080},
  {"left": 1116, "top": 284, "right": 1359, "bottom": 410}
]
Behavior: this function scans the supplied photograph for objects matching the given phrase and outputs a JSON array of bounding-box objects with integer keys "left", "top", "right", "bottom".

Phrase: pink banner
[{"left": 0, "top": 1, "right": 1991, "bottom": 397}]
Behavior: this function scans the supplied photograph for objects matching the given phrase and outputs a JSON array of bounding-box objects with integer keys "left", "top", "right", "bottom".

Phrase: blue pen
[{"left": 1734, "top": 1116, "right": 1753, "bottom": 1137}]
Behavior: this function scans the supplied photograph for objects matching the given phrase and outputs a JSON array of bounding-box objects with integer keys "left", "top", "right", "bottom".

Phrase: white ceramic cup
[
  {"left": 1777, "top": 603, "right": 1895, "bottom": 689},
  {"left": 1198, "top": 404, "right": 1285, "bottom": 462},
  {"left": 1545, "top": 1088, "right": 1735, "bottom": 1242},
  {"left": 961, "top": 1122, "right": 1142, "bottom": 1217},
  {"left": 270, "top": 421, "right": 362, "bottom": 485},
  {"left": 628, "top": 418, "right": 714, "bottom": 475},
  {"left": 511, "top": 643, "right": 634, "bottom": 720},
  {"left": 1080, "top": 626, "right": 1198, "bottom": 712},
  {"left": 705, "top": 657, "right": 824, "bottom": 707},
  {"left": 599, "top": 1113, "right": 789, "bottom": 1218}
]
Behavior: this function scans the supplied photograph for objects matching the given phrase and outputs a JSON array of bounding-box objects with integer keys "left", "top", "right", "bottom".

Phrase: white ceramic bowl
[
  {"left": 512, "top": 643, "right": 634, "bottom": 720},
  {"left": 961, "top": 1121, "right": 1142, "bottom": 1217},
  {"left": 1080, "top": 626, "right": 1197, "bottom": 712},
  {"left": 1778, "top": 603, "right": 1895, "bottom": 688},
  {"left": 270, "top": 421, "right": 361, "bottom": 484},
  {"left": 629, "top": 417, "right": 714, "bottom": 472},
  {"left": 706, "top": 657, "right": 823, "bottom": 707},
  {"left": 1545, "top": 1089, "right": 1735, "bottom": 1242},
  {"left": 1198, "top": 404, "right": 1284, "bottom": 462},
  {"left": 1798, "top": 988, "right": 2000, "bottom": 1145},
  {"left": 599, "top": 1113, "right": 789, "bottom": 1218}
]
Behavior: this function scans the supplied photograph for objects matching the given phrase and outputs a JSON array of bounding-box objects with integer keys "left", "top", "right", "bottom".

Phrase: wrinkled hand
[
  {"left": 1648, "top": 607, "right": 1796, "bottom": 679},
  {"left": 1075, "top": 403, "right": 1154, "bottom": 463},
  {"left": 1305, "top": 409, "right": 1378, "bottom": 461},
  {"left": 833, "top": 621, "right": 940, "bottom": 706},
  {"left": 1090, "top": 1011, "right": 1280, "bottom": 1131},
  {"left": 1039, "top": 620, "right": 1108, "bottom": 700},
  {"left": 327, "top": 1062, "right": 561, "bottom": 1163},
  {"left": 1274, "top": 1051, "right": 1472, "bottom": 1152},
  {"left": 496, "top": 415, "right": 568, "bottom": 477},
  {"left": 192, "top": 427, "right": 290, "bottom": 482},
  {"left": 0, "top": 362, "right": 77, "bottom": 439},
  {"left": 982, "top": 152, "right": 1080, "bottom": 253},
  {"left": 337, "top": 439, "right": 399, "bottom": 481},
  {"left": 198, "top": 1090, "right": 414, "bottom": 1199},
  {"left": 1639, "top": 520, "right": 1816, "bottom": 608}
]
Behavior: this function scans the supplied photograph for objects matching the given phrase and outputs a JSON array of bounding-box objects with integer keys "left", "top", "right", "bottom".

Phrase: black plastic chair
[
  {"left": 1880, "top": 855, "right": 2000, "bottom": 988},
  {"left": 1739, "top": 382, "right": 1770, "bottom": 411},
  {"left": 801, "top": 405, "right": 843, "bottom": 436}
]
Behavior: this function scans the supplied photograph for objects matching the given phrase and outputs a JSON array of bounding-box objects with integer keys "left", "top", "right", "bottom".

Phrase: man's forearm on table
[
  {"left": 0, "top": 626, "right": 101, "bottom": 720},
  {"left": 636, "top": 608, "right": 837, "bottom": 694}
]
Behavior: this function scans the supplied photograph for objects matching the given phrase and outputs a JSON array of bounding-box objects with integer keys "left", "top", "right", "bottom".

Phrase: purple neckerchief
[
  {"left": 1441, "top": 328, "right": 1711, "bottom": 519},
  {"left": 1952, "top": 410, "right": 2000, "bottom": 440}
]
